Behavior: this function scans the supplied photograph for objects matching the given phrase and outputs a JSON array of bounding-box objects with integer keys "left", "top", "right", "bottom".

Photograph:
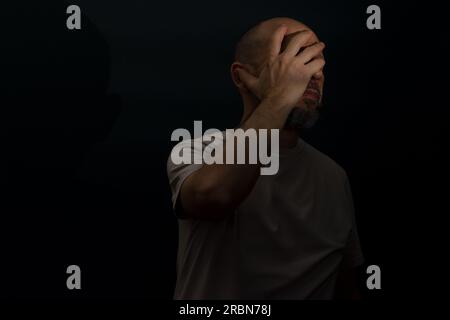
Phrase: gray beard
[{"left": 284, "top": 100, "right": 322, "bottom": 131}]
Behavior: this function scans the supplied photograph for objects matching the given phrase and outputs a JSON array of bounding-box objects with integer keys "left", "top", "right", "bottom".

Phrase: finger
[
  {"left": 268, "top": 24, "right": 289, "bottom": 61},
  {"left": 297, "top": 42, "right": 325, "bottom": 64},
  {"left": 283, "top": 30, "right": 313, "bottom": 58},
  {"left": 305, "top": 57, "right": 326, "bottom": 75},
  {"left": 236, "top": 68, "right": 258, "bottom": 93}
]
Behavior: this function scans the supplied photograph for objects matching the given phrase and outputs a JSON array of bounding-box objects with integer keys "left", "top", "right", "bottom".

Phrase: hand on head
[{"left": 235, "top": 24, "right": 325, "bottom": 110}]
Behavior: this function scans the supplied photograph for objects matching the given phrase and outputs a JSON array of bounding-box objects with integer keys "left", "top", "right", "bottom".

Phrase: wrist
[
  {"left": 260, "top": 95, "right": 293, "bottom": 118},
  {"left": 262, "top": 93, "right": 293, "bottom": 112},
  {"left": 249, "top": 99, "right": 291, "bottom": 130}
]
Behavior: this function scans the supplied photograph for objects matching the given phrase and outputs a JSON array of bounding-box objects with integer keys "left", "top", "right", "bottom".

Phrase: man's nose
[{"left": 312, "top": 70, "right": 324, "bottom": 79}]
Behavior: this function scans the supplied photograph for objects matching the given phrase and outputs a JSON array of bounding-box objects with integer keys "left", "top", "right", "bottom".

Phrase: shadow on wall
[{"left": 1, "top": 1, "right": 122, "bottom": 298}]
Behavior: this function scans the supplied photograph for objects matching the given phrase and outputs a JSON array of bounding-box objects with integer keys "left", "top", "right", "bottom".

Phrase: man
[{"left": 167, "top": 17, "right": 364, "bottom": 299}]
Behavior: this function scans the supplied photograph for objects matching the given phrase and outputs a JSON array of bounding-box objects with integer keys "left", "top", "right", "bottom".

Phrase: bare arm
[
  {"left": 179, "top": 26, "right": 326, "bottom": 219},
  {"left": 179, "top": 98, "right": 292, "bottom": 219}
]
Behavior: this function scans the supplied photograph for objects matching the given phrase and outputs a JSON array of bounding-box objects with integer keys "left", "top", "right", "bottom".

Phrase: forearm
[{"left": 180, "top": 99, "right": 292, "bottom": 219}]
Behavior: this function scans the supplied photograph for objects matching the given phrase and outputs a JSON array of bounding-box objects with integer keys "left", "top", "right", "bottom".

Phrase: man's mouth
[
  {"left": 303, "top": 87, "right": 321, "bottom": 101},
  {"left": 303, "top": 81, "right": 321, "bottom": 99}
]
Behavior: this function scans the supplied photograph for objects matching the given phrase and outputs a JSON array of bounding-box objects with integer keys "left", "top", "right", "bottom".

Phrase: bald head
[{"left": 234, "top": 17, "right": 315, "bottom": 71}]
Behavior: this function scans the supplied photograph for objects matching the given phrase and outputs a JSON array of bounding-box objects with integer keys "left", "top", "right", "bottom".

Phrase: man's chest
[{"left": 235, "top": 170, "right": 352, "bottom": 251}]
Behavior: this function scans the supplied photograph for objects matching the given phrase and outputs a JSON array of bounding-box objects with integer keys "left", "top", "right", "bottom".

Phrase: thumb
[{"left": 236, "top": 67, "right": 258, "bottom": 93}]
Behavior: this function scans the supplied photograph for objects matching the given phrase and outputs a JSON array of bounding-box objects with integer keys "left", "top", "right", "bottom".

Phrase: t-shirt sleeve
[
  {"left": 166, "top": 139, "right": 204, "bottom": 218},
  {"left": 341, "top": 174, "right": 365, "bottom": 269}
]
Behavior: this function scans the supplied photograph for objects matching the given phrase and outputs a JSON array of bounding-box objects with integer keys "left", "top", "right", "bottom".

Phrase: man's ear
[{"left": 230, "top": 62, "right": 251, "bottom": 91}]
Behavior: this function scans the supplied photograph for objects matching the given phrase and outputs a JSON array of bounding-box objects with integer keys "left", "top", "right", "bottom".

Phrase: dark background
[{"left": 1, "top": 0, "right": 448, "bottom": 300}]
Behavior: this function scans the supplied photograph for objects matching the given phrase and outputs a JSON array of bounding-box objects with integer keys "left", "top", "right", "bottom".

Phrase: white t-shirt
[{"left": 167, "top": 134, "right": 364, "bottom": 299}]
